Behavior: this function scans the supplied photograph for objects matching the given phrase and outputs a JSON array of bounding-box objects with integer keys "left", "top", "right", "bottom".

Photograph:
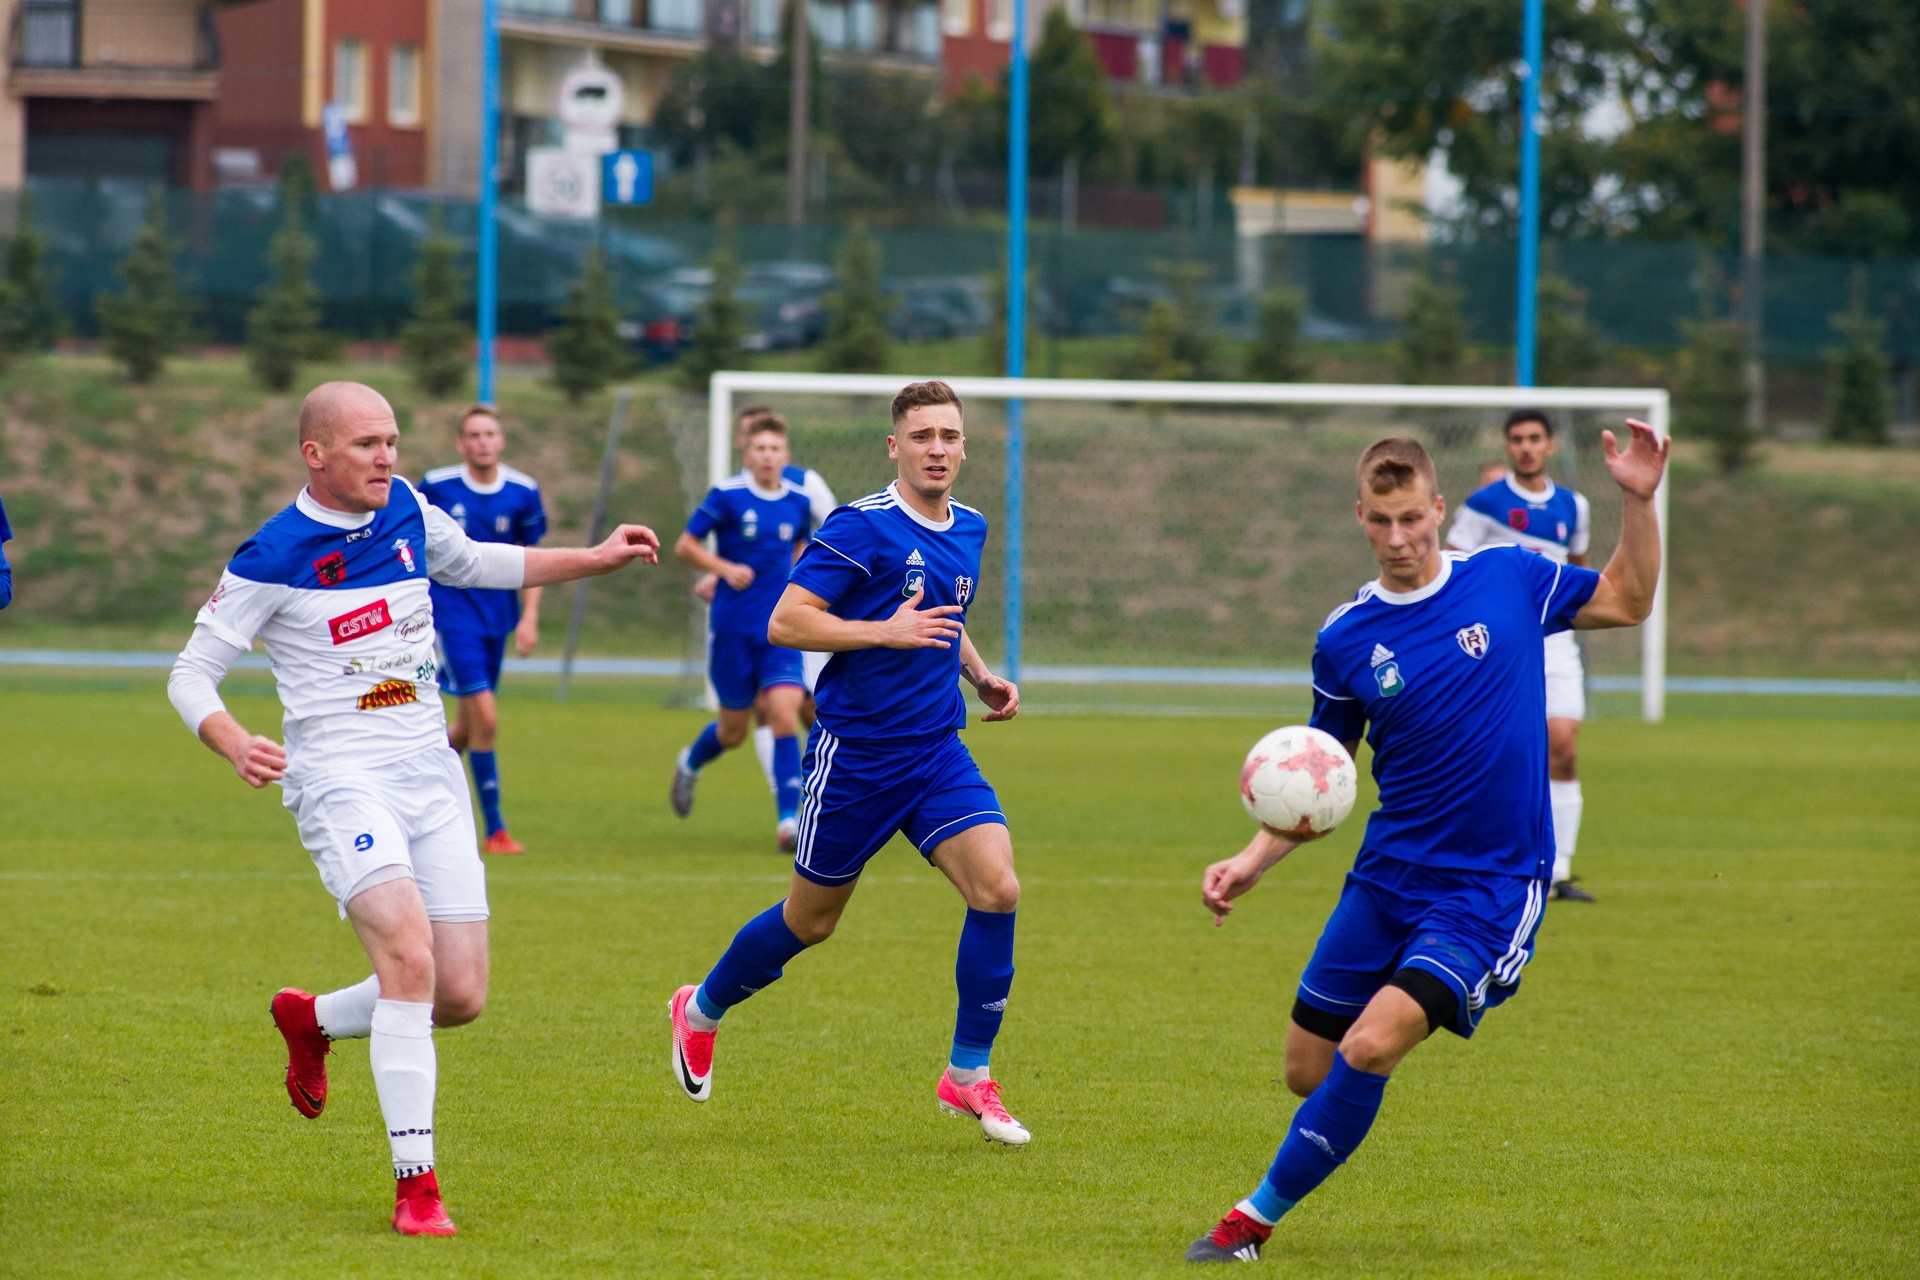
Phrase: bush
[
  {"left": 678, "top": 214, "right": 750, "bottom": 392},
  {"left": 546, "top": 247, "right": 632, "bottom": 403},
  {"left": 244, "top": 201, "right": 323, "bottom": 392},
  {"left": 1134, "top": 262, "right": 1218, "bottom": 381},
  {"left": 399, "top": 210, "right": 471, "bottom": 399},
  {"left": 1396, "top": 269, "right": 1466, "bottom": 385},
  {"left": 1824, "top": 286, "right": 1891, "bottom": 446},
  {"left": 1679, "top": 317, "right": 1754, "bottom": 473},
  {"left": 818, "top": 220, "right": 892, "bottom": 373},
  {"left": 1245, "top": 286, "right": 1310, "bottom": 382},
  {"left": 0, "top": 188, "right": 60, "bottom": 356},
  {"left": 1534, "top": 272, "right": 1603, "bottom": 387},
  {"left": 94, "top": 187, "right": 193, "bottom": 384}
]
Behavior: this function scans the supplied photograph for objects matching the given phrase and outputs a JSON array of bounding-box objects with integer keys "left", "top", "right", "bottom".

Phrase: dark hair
[
  {"left": 890, "top": 379, "right": 963, "bottom": 424},
  {"left": 744, "top": 414, "right": 788, "bottom": 439},
  {"left": 458, "top": 403, "right": 501, "bottom": 432},
  {"left": 736, "top": 403, "right": 778, "bottom": 429},
  {"left": 1356, "top": 437, "right": 1439, "bottom": 497},
  {"left": 1503, "top": 408, "right": 1554, "bottom": 436}
]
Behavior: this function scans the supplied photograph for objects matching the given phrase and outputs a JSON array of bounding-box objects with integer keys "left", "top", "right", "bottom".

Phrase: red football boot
[
  {"left": 1184, "top": 1208, "right": 1273, "bottom": 1263},
  {"left": 270, "top": 988, "right": 331, "bottom": 1119},
  {"left": 482, "top": 830, "right": 525, "bottom": 855},
  {"left": 668, "top": 984, "right": 715, "bottom": 1102},
  {"left": 393, "top": 1170, "right": 457, "bottom": 1237}
]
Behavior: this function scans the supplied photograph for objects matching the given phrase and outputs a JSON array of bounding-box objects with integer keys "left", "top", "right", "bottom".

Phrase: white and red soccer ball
[{"left": 1239, "top": 726, "right": 1358, "bottom": 841}]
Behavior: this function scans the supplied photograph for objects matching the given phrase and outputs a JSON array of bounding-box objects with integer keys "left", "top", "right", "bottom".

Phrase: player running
[
  {"left": 670, "top": 414, "right": 815, "bottom": 848},
  {"left": 1447, "top": 409, "right": 1596, "bottom": 902},
  {"left": 166, "top": 382, "right": 659, "bottom": 1237},
  {"left": 418, "top": 405, "right": 548, "bottom": 855},
  {"left": 667, "top": 380, "right": 1031, "bottom": 1145},
  {"left": 1185, "top": 422, "right": 1666, "bottom": 1263}
]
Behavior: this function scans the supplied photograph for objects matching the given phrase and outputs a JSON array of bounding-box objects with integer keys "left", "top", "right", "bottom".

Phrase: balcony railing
[
  {"left": 10, "top": 0, "right": 220, "bottom": 72},
  {"left": 496, "top": 0, "right": 936, "bottom": 57}
]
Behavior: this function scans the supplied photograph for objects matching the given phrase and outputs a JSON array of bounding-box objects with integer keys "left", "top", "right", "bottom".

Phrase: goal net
[{"left": 671, "top": 373, "right": 1670, "bottom": 721}]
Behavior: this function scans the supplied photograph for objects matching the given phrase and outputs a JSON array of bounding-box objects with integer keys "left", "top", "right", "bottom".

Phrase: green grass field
[{"left": 2, "top": 680, "right": 1916, "bottom": 1277}]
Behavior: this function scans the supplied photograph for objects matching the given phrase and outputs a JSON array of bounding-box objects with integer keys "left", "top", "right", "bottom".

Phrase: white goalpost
[{"left": 706, "top": 372, "right": 1672, "bottom": 722}]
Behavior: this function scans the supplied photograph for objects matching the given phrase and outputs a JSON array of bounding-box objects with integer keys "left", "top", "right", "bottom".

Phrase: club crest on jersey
[
  {"left": 778, "top": 522, "right": 794, "bottom": 542},
  {"left": 449, "top": 503, "right": 466, "bottom": 527},
  {"left": 313, "top": 551, "right": 348, "bottom": 586},
  {"left": 1375, "top": 661, "right": 1405, "bottom": 697},
  {"left": 955, "top": 575, "right": 975, "bottom": 605},
  {"left": 903, "top": 568, "right": 926, "bottom": 597},
  {"left": 1456, "top": 623, "right": 1492, "bottom": 659},
  {"left": 742, "top": 509, "right": 759, "bottom": 539},
  {"left": 355, "top": 678, "right": 419, "bottom": 711},
  {"left": 392, "top": 538, "right": 415, "bottom": 573},
  {"left": 1507, "top": 508, "right": 1529, "bottom": 531},
  {"left": 495, "top": 514, "right": 511, "bottom": 534},
  {"left": 329, "top": 598, "right": 393, "bottom": 645}
]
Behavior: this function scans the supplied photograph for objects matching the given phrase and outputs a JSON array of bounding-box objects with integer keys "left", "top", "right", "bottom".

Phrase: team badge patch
[
  {"left": 355, "top": 679, "right": 419, "bottom": 711},
  {"left": 392, "top": 538, "right": 416, "bottom": 573},
  {"left": 903, "top": 569, "right": 926, "bottom": 597},
  {"left": 313, "top": 551, "right": 348, "bottom": 586},
  {"left": 1456, "top": 623, "right": 1491, "bottom": 659},
  {"left": 1507, "top": 508, "right": 1529, "bottom": 531},
  {"left": 1375, "top": 661, "right": 1406, "bottom": 697},
  {"left": 955, "top": 575, "right": 975, "bottom": 605},
  {"left": 329, "top": 598, "right": 393, "bottom": 645},
  {"left": 742, "top": 510, "right": 759, "bottom": 539}
]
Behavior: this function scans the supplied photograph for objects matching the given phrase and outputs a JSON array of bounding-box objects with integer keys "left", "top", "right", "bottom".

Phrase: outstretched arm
[
  {"left": 768, "top": 583, "right": 964, "bottom": 652},
  {"left": 1574, "top": 419, "right": 1669, "bottom": 630},
  {"left": 424, "top": 502, "right": 659, "bottom": 590}
]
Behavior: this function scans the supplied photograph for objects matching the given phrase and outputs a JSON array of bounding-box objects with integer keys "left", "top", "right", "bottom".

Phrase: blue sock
[
  {"left": 1242, "top": 1054, "right": 1390, "bottom": 1224},
  {"left": 695, "top": 901, "right": 809, "bottom": 1020},
  {"left": 686, "top": 722, "right": 725, "bottom": 772},
  {"left": 468, "top": 749, "right": 504, "bottom": 836},
  {"left": 951, "top": 908, "right": 1016, "bottom": 1069},
  {"left": 772, "top": 734, "right": 802, "bottom": 821}
]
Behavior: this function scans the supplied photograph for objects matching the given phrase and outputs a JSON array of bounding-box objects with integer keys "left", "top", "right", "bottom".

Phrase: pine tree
[
  {"left": 1534, "top": 272, "right": 1603, "bottom": 387},
  {"left": 1135, "top": 261, "right": 1218, "bottom": 381},
  {"left": 678, "top": 212, "right": 749, "bottom": 392},
  {"left": 244, "top": 200, "right": 323, "bottom": 392},
  {"left": 1, "top": 188, "right": 60, "bottom": 355},
  {"left": 818, "top": 220, "right": 892, "bottom": 373},
  {"left": 546, "top": 246, "right": 631, "bottom": 403},
  {"left": 1246, "top": 286, "right": 1310, "bottom": 382},
  {"left": 399, "top": 209, "right": 471, "bottom": 399},
  {"left": 1396, "top": 269, "right": 1467, "bottom": 385},
  {"left": 1824, "top": 279, "right": 1891, "bottom": 446},
  {"left": 95, "top": 187, "right": 193, "bottom": 384},
  {"left": 1679, "top": 317, "right": 1754, "bottom": 473}
]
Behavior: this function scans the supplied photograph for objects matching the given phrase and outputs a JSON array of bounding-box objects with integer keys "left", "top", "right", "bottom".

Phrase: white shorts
[
  {"left": 283, "top": 747, "right": 489, "bottom": 923},
  {"left": 1544, "top": 630, "right": 1586, "bottom": 722},
  {"left": 802, "top": 649, "right": 829, "bottom": 695}
]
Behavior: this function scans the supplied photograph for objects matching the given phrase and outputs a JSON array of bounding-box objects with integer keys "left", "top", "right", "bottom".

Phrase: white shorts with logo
[
  {"left": 1544, "top": 630, "right": 1586, "bottom": 722},
  {"left": 283, "top": 747, "right": 488, "bottom": 922},
  {"left": 802, "top": 648, "right": 829, "bottom": 695}
]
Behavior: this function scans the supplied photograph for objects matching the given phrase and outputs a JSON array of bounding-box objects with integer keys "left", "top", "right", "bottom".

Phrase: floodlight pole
[
  {"left": 477, "top": 0, "right": 500, "bottom": 401},
  {"left": 1004, "top": 0, "right": 1029, "bottom": 685},
  {"left": 1514, "top": 0, "right": 1542, "bottom": 387}
]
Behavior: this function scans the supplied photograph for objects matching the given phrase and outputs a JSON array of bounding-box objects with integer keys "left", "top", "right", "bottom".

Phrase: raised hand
[
  {"left": 597, "top": 524, "right": 661, "bottom": 570},
  {"left": 874, "top": 587, "right": 965, "bottom": 650},
  {"left": 1602, "top": 418, "right": 1670, "bottom": 501}
]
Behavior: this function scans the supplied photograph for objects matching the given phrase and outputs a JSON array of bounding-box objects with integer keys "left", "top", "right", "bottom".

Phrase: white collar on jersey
[
  {"left": 1369, "top": 550, "right": 1455, "bottom": 606},
  {"left": 742, "top": 475, "right": 789, "bottom": 500},
  {"left": 886, "top": 480, "right": 955, "bottom": 532},
  {"left": 460, "top": 464, "right": 508, "bottom": 495},
  {"left": 1504, "top": 473, "right": 1556, "bottom": 505},
  {"left": 296, "top": 486, "right": 376, "bottom": 530}
]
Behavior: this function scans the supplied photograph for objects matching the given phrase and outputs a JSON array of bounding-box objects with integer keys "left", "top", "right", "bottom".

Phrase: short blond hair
[
  {"left": 458, "top": 403, "right": 501, "bottom": 433},
  {"left": 1357, "top": 437, "right": 1438, "bottom": 496}
]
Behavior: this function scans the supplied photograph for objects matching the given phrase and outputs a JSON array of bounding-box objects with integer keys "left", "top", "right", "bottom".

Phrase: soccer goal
[{"left": 693, "top": 372, "right": 1672, "bottom": 722}]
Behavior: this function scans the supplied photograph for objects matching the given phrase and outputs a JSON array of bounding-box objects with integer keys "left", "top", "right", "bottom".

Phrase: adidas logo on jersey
[
  {"left": 1370, "top": 643, "right": 1395, "bottom": 668},
  {"left": 905, "top": 548, "right": 925, "bottom": 566}
]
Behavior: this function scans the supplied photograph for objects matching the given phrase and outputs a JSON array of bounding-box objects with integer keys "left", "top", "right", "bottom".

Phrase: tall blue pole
[
  {"left": 477, "top": 0, "right": 500, "bottom": 401},
  {"left": 1003, "top": 0, "right": 1029, "bottom": 685},
  {"left": 1514, "top": 0, "right": 1542, "bottom": 387}
]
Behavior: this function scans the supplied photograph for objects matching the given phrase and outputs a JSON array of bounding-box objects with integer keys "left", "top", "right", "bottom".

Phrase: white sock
[
  {"left": 314, "top": 975, "right": 380, "bottom": 1040},
  {"left": 1235, "top": 1197, "right": 1278, "bottom": 1228},
  {"left": 947, "top": 1064, "right": 989, "bottom": 1087},
  {"left": 1551, "top": 779, "right": 1584, "bottom": 883},
  {"left": 753, "top": 725, "right": 777, "bottom": 797},
  {"left": 370, "top": 999, "right": 437, "bottom": 1179}
]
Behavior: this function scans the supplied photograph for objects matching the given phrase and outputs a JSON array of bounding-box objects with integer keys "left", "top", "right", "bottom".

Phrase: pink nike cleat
[
  {"left": 393, "top": 1170, "right": 457, "bottom": 1237},
  {"left": 668, "top": 984, "right": 715, "bottom": 1102},
  {"left": 936, "top": 1068, "right": 1030, "bottom": 1146},
  {"left": 270, "top": 988, "right": 331, "bottom": 1119}
]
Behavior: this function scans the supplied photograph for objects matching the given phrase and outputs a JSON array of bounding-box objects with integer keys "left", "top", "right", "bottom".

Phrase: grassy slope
[{"left": 0, "top": 683, "right": 1914, "bottom": 1278}]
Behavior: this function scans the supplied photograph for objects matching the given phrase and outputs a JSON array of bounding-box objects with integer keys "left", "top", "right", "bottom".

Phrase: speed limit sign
[{"left": 526, "top": 147, "right": 600, "bottom": 219}]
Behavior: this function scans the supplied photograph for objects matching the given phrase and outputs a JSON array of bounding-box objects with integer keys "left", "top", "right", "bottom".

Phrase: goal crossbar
[{"left": 709, "top": 372, "right": 1672, "bottom": 722}]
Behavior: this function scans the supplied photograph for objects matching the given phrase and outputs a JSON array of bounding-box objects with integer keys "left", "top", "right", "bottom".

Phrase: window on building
[
  {"left": 388, "top": 44, "right": 422, "bottom": 127},
  {"left": 650, "top": 0, "right": 704, "bottom": 31},
  {"left": 912, "top": 1, "right": 939, "bottom": 55},
  {"left": 986, "top": 0, "right": 1010, "bottom": 40},
  {"left": 19, "top": 0, "right": 78, "bottom": 67},
  {"left": 810, "top": 0, "right": 848, "bottom": 48},
  {"left": 750, "top": 0, "right": 781, "bottom": 42},
  {"left": 333, "top": 39, "right": 369, "bottom": 123},
  {"left": 940, "top": 0, "right": 969, "bottom": 36},
  {"left": 849, "top": 0, "right": 878, "bottom": 49},
  {"left": 599, "top": 0, "right": 634, "bottom": 24}
]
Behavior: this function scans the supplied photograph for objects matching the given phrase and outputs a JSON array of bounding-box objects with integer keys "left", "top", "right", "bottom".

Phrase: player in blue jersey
[
  {"left": 417, "top": 406, "right": 549, "bottom": 855},
  {"left": 667, "top": 380, "right": 1033, "bottom": 1145},
  {"left": 1184, "top": 424, "right": 1667, "bottom": 1262},
  {"left": 0, "top": 491, "right": 13, "bottom": 608},
  {"left": 1449, "top": 409, "right": 1597, "bottom": 901},
  {"left": 670, "top": 415, "right": 816, "bottom": 847}
]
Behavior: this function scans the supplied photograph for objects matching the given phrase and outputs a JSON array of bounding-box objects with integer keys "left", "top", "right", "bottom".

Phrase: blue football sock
[
  {"left": 1245, "top": 1054, "right": 1390, "bottom": 1222},
  {"left": 951, "top": 908, "right": 1016, "bottom": 1069},
  {"left": 772, "top": 734, "right": 802, "bottom": 821},
  {"left": 686, "top": 722, "right": 726, "bottom": 772},
  {"left": 468, "top": 749, "right": 504, "bottom": 836},
  {"left": 696, "top": 901, "right": 810, "bottom": 1019}
]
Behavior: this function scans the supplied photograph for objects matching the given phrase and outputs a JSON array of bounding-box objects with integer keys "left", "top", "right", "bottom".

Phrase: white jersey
[
  {"left": 1447, "top": 474, "right": 1591, "bottom": 565},
  {"left": 170, "top": 479, "right": 526, "bottom": 782}
]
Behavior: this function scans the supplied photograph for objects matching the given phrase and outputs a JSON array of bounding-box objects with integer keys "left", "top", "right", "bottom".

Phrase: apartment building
[{"left": 942, "top": 0, "right": 1244, "bottom": 95}]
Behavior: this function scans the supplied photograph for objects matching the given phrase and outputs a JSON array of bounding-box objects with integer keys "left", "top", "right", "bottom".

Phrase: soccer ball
[{"left": 1239, "top": 726, "right": 1358, "bottom": 842}]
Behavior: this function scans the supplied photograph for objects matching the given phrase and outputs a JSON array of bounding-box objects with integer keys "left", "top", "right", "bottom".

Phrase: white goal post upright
[{"left": 709, "top": 372, "right": 1671, "bottom": 723}]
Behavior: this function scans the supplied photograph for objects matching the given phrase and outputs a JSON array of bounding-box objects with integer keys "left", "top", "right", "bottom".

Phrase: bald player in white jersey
[{"left": 167, "top": 382, "right": 660, "bottom": 1236}]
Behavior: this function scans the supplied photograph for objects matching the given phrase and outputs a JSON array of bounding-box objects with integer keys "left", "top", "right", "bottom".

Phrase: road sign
[
  {"left": 321, "top": 102, "right": 357, "bottom": 191},
  {"left": 526, "top": 147, "right": 599, "bottom": 219},
  {"left": 602, "top": 149, "right": 653, "bottom": 206}
]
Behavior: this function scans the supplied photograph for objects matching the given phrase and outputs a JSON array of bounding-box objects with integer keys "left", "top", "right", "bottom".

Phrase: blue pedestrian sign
[{"left": 602, "top": 150, "right": 654, "bottom": 207}]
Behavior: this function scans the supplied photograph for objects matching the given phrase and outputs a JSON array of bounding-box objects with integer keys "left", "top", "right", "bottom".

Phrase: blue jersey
[
  {"left": 687, "top": 476, "right": 814, "bottom": 636},
  {"left": 418, "top": 464, "right": 547, "bottom": 636},
  {"left": 788, "top": 482, "right": 987, "bottom": 741},
  {"left": 1448, "top": 475, "right": 1590, "bottom": 565},
  {"left": 0, "top": 493, "right": 12, "bottom": 609},
  {"left": 1308, "top": 547, "right": 1601, "bottom": 880}
]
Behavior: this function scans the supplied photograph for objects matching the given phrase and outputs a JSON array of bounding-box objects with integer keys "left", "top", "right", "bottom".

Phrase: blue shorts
[
  {"left": 1296, "top": 851, "right": 1548, "bottom": 1039},
  {"left": 792, "top": 728, "right": 1006, "bottom": 886},
  {"left": 438, "top": 630, "right": 508, "bottom": 697},
  {"left": 709, "top": 631, "right": 806, "bottom": 710}
]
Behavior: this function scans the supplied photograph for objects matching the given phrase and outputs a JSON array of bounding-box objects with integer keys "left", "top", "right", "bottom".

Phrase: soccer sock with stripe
[
  {"left": 1550, "top": 779, "right": 1583, "bottom": 882},
  {"left": 1238, "top": 1054, "right": 1389, "bottom": 1226},
  {"left": 369, "top": 999, "right": 437, "bottom": 1179},
  {"left": 315, "top": 974, "right": 381, "bottom": 1039},
  {"left": 468, "top": 750, "right": 504, "bottom": 836},
  {"left": 772, "top": 734, "right": 802, "bottom": 822},
  {"left": 950, "top": 907, "right": 1016, "bottom": 1071},
  {"left": 753, "top": 725, "right": 778, "bottom": 796},
  {"left": 685, "top": 723, "right": 726, "bottom": 772},
  {"left": 694, "top": 901, "right": 810, "bottom": 1022}
]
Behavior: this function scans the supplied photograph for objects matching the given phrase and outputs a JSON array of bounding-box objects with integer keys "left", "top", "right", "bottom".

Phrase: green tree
[
  {"left": 1134, "top": 262, "right": 1219, "bottom": 381},
  {"left": 678, "top": 215, "right": 750, "bottom": 392},
  {"left": 95, "top": 187, "right": 192, "bottom": 384},
  {"left": 546, "top": 247, "right": 631, "bottom": 404},
  {"left": 1678, "top": 316, "right": 1754, "bottom": 473},
  {"left": 818, "top": 221, "right": 892, "bottom": 373},
  {"left": 1824, "top": 285, "right": 1891, "bottom": 446},
  {"left": 1534, "top": 272, "right": 1603, "bottom": 387},
  {"left": 1246, "top": 286, "right": 1311, "bottom": 382},
  {"left": 399, "top": 210, "right": 471, "bottom": 399},
  {"left": 244, "top": 201, "right": 323, "bottom": 392},
  {"left": 980, "top": 267, "right": 1040, "bottom": 375},
  {"left": 1397, "top": 270, "right": 1466, "bottom": 385},
  {"left": 1, "top": 188, "right": 60, "bottom": 355},
  {"left": 985, "top": 9, "right": 1111, "bottom": 176}
]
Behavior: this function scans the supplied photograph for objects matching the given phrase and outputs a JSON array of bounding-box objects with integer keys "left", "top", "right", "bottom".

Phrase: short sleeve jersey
[
  {"left": 1448, "top": 475, "right": 1590, "bottom": 564},
  {"left": 688, "top": 476, "right": 815, "bottom": 636},
  {"left": 782, "top": 462, "right": 839, "bottom": 527},
  {"left": 417, "top": 464, "right": 547, "bottom": 636},
  {"left": 787, "top": 482, "right": 987, "bottom": 740},
  {"left": 1308, "top": 547, "right": 1601, "bottom": 879},
  {"left": 0, "top": 493, "right": 13, "bottom": 608}
]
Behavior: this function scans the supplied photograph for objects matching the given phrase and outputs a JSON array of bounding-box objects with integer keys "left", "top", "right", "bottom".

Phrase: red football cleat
[
  {"left": 482, "top": 830, "right": 525, "bottom": 855},
  {"left": 668, "top": 984, "right": 715, "bottom": 1102},
  {"left": 270, "top": 988, "right": 331, "bottom": 1119},
  {"left": 393, "top": 1170, "right": 457, "bottom": 1237},
  {"left": 1184, "top": 1208, "right": 1273, "bottom": 1263}
]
